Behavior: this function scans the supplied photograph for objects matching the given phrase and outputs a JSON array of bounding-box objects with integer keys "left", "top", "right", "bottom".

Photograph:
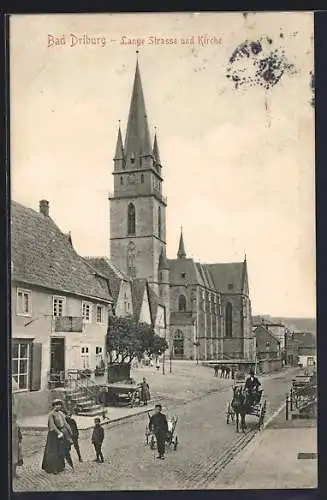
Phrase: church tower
[{"left": 109, "top": 55, "right": 168, "bottom": 296}]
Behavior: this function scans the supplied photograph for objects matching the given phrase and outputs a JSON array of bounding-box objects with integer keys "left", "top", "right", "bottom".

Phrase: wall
[
  {"left": 12, "top": 281, "right": 109, "bottom": 399},
  {"left": 115, "top": 280, "right": 133, "bottom": 317}
]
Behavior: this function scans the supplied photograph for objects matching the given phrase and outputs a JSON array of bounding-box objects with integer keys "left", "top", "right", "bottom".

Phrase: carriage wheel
[
  {"left": 258, "top": 400, "right": 267, "bottom": 429},
  {"left": 174, "top": 436, "right": 178, "bottom": 451},
  {"left": 150, "top": 435, "right": 155, "bottom": 450}
]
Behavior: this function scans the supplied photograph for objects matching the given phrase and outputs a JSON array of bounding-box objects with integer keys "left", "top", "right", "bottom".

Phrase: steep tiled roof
[
  {"left": 254, "top": 325, "right": 280, "bottom": 344},
  {"left": 11, "top": 201, "right": 112, "bottom": 302},
  {"left": 131, "top": 279, "right": 148, "bottom": 320},
  {"left": 293, "top": 332, "right": 316, "bottom": 349},
  {"left": 206, "top": 262, "right": 245, "bottom": 293},
  {"left": 84, "top": 257, "right": 129, "bottom": 304},
  {"left": 168, "top": 258, "right": 202, "bottom": 285}
]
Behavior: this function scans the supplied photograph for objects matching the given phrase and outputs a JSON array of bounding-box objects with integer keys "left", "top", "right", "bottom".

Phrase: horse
[{"left": 231, "top": 385, "right": 250, "bottom": 433}]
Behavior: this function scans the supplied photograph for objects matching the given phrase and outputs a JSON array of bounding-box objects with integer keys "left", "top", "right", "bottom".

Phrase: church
[{"left": 108, "top": 56, "right": 255, "bottom": 362}]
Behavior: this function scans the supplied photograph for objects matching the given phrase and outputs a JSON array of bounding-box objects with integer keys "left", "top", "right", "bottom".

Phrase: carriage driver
[{"left": 244, "top": 369, "right": 262, "bottom": 405}]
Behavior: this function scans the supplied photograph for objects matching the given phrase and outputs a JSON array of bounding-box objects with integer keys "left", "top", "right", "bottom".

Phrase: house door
[{"left": 50, "top": 337, "right": 65, "bottom": 374}]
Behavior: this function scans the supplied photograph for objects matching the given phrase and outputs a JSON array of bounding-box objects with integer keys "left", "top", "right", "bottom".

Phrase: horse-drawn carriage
[
  {"left": 226, "top": 373, "right": 267, "bottom": 432},
  {"left": 145, "top": 412, "right": 179, "bottom": 451}
]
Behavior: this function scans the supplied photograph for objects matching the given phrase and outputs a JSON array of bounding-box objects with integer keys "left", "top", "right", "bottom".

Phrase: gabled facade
[
  {"left": 11, "top": 200, "right": 113, "bottom": 417},
  {"left": 85, "top": 257, "right": 133, "bottom": 318}
]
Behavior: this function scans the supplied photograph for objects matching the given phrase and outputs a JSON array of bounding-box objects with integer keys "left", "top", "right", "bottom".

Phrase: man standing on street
[
  {"left": 92, "top": 418, "right": 104, "bottom": 463},
  {"left": 65, "top": 411, "right": 82, "bottom": 462},
  {"left": 149, "top": 404, "right": 168, "bottom": 460}
]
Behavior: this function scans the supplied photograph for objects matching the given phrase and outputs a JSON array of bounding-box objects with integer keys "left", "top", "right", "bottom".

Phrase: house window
[
  {"left": 158, "top": 206, "right": 162, "bottom": 239},
  {"left": 225, "top": 302, "right": 233, "bottom": 337},
  {"left": 96, "top": 346, "right": 104, "bottom": 369},
  {"left": 81, "top": 346, "right": 90, "bottom": 369},
  {"left": 16, "top": 288, "right": 32, "bottom": 316},
  {"left": 127, "top": 241, "right": 136, "bottom": 278},
  {"left": 53, "top": 296, "right": 66, "bottom": 317},
  {"left": 82, "top": 302, "right": 92, "bottom": 323},
  {"left": 12, "top": 340, "right": 31, "bottom": 391},
  {"left": 173, "top": 330, "right": 184, "bottom": 358},
  {"left": 178, "top": 294, "right": 187, "bottom": 311},
  {"left": 96, "top": 305, "right": 104, "bottom": 324},
  {"left": 141, "top": 173, "right": 144, "bottom": 183},
  {"left": 127, "top": 203, "right": 136, "bottom": 235}
]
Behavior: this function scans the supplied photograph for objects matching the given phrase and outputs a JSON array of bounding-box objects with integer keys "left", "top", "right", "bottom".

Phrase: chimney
[{"left": 39, "top": 200, "right": 49, "bottom": 216}]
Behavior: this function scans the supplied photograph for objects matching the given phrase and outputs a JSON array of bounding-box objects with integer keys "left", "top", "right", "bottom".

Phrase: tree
[{"left": 106, "top": 315, "right": 168, "bottom": 365}]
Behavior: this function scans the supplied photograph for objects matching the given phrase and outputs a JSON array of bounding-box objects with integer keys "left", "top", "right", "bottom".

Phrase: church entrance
[{"left": 173, "top": 330, "right": 184, "bottom": 359}]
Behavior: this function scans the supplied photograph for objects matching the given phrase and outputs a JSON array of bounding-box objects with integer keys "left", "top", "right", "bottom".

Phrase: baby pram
[{"left": 145, "top": 412, "right": 178, "bottom": 451}]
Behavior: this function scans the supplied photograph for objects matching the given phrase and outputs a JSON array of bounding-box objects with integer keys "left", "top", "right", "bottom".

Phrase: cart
[{"left": 145, "top": 412, "right": 178, "bottom": 451}]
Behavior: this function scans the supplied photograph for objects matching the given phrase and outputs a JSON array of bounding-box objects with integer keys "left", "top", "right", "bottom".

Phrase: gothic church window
[
  {"left": 225, "top": 302, "right": 233, "bottom": 337},
  {"left": 141, "top": 174, "right": 144, "bottom": 183},
  {"left": 127, "top": 242, "right": 136, "bottom": 278},
  {"left": 178, "top": 294, "right": 186, "bottom": 311},
  {"left": 158, "top": 206, "right": 162, "bottom": 238},
  {"left": 127, "top": 203, "right": 136, "bottom": 235}
]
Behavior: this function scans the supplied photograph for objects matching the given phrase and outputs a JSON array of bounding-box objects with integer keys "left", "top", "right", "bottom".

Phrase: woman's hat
[{"left": 51, "top": 398, "right": 63, "bottom": 407}]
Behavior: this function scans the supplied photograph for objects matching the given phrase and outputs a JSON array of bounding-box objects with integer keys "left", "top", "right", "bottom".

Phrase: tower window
[
  {"left": 140, "top": 157, "right": 142, "bottom": 167},
  {"left": 131, "top": 152, "right": 135, "bottom": 164},
  {"left": 181, "top": 272, "right": 186, "bottom": 279},
  {"left": 120, "top": 176, "right": 124, "bottom": 185},
  {"left": 159, "top": 271, "right": 163, "bottom": 281},
  {"left": 127, "top": 241, "right": 136, "bottom": 278},
  {"left": 178, "top": 294, "right": 187, "bottom": 311},
  {"left": 158, "top": 206, "right": 162, "bottom": 239},
  {"left": 127, "top": 203, "right": 136, "bottom": 235},
  {"left": 228, "top": 283, "right": 234, "bottom": 290},
  {"left": 225, "top": 302, "right": 233, "bottom": 338},
  {"left": 141, "top": 173, "right": 144, "bottom": 183}
]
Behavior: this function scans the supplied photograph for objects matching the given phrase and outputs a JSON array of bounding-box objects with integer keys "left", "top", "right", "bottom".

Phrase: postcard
[{"left": 10, "top": 12, "right": 316, "bottom": 491}]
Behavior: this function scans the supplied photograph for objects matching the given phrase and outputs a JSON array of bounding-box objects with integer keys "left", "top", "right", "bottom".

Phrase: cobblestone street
[{"left": 13, "top": 369, "right": 297, "bottom": 491}]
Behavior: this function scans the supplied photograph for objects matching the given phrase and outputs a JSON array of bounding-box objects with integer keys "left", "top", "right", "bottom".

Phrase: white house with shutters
[{"left": 11, "top": 200, "right": 113, "bottom": 418}]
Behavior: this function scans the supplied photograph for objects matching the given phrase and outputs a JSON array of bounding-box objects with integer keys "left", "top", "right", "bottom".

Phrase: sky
[{"left": 10, "top": 12, "right": 315, "bottom": 318}]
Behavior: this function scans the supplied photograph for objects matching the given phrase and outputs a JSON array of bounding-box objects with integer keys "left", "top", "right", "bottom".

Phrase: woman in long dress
[{"left": 41, "top": 399, "right": 74, "bottom": 474}]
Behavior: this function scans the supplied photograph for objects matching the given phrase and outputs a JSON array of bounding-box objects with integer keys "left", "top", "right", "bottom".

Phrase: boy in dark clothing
[
  {"left": 149, "top": 404, "right": 168, "bottom": 459},
  {"left": 65, "top": 412, "right": 82, "bottom": 462},
  {"left": 91, "top": 418, "right": 104, "bottom": 463}
]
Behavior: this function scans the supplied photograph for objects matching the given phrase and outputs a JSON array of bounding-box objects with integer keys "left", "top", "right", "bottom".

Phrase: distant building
[
  {"left": 292, "top": 331, "right": 316, "bottom": 368},
  {"left": 253, "top": 324, "right": 282, "bottom": 373},
  {"left": 11, "top": 201, "right": 113, "bottom": 417}
]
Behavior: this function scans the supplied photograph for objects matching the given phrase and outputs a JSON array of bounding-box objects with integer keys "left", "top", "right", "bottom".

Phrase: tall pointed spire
[
  {"left": 124, "top": 54, "right": 152, "bottom": 164},
  {"left": 114, "top": 121, "right": 124, "bottom": 160},
  {"left": 153, "top": 128, "right": 161, "bottom": 165},
  {"left": 177, "top": 227, "right": 186, "bottom": 259}
]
